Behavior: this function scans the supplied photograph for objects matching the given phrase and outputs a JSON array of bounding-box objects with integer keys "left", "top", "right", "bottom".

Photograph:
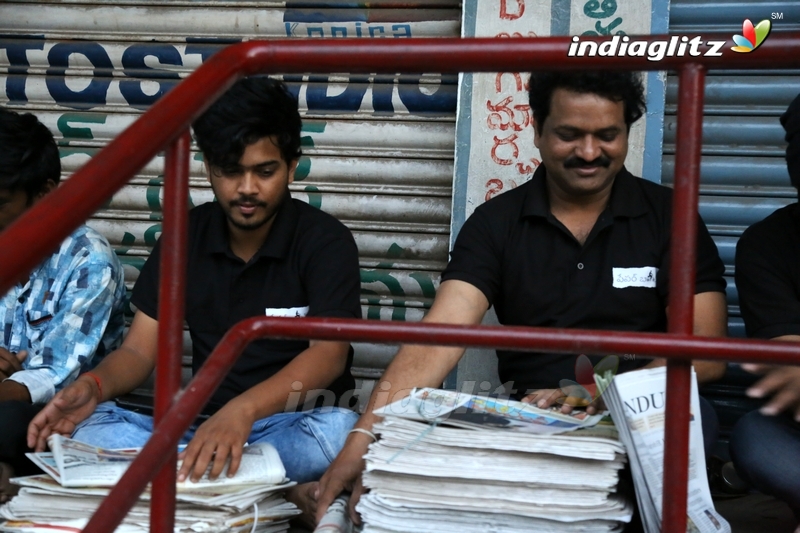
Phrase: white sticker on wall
[
  {"left": 612, "top": 267, "right": 658, "bottom": 289},
  {"left": 264, "top": 306, "right": 309, "bottom": 317}
]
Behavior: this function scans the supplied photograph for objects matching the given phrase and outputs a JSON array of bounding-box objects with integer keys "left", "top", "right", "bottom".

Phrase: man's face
[
  {"left": 0, "top": 188, "right": 29, "bottom": 232},
  {"left": 0, "top": 181, "right": 55, "bottom": 233},
  {"left": 534, "top": 88, "right": 628, "bottom": 200},
  {"left": 207, "top": 136, "right": 297, "bottom": 232}
]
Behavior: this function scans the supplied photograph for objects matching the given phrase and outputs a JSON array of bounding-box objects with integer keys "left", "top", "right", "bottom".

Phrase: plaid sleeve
[{"left": 8, "top": 256, "right": 125, "bottom": 404}]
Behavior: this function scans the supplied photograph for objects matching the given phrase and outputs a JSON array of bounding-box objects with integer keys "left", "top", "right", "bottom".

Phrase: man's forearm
[
  {"left": 87, "top": 345, "right": 156, "bottom": 401},
  {"left": 228, "top": 341, "right": 352, "bottom": 422},
  {"left": 353, "top": 343, "right": 465, "bottom": 432}
]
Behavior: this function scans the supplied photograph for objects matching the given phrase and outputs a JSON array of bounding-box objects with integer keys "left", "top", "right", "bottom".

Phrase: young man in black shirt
[
  {"left": 28, "top": 78, "right": 361, "bottom": 516},
  {"left": 731, "top": 92, "right": 800, "bottom": 522},
  {"left": 316, "top": 70, "right": 728, "bottom": 523}
]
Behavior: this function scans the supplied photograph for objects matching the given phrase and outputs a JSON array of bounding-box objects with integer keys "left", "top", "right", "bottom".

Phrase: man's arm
[
  {"left": 0, "top": 348, "right": 28, "bottom": 401},
  {"left": 316, "top": 279, "right": 490, "bottom": 523},
  {"left": 27, "top": 311, "right": 159, "bottom": 451},
  {"left": 530, "top": 290, "right": 730, "bottom": 413},
  {"left": 653, "top": 290, "right": 728, "bottom": 383},
  {"left": 176, "top": 338, "right": 352, "bottom": 483},
  {"left": 8, "top": 257, "right": 124, "bottom": 405}
]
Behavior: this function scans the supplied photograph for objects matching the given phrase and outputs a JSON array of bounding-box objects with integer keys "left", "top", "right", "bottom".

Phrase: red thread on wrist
[{"left": 84, "top": 371, "right": 103, "bottom": 402}]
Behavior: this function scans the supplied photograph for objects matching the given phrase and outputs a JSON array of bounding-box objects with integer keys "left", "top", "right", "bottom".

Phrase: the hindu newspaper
[
  {"left": 26, "top": 434, "right": 286, "bottom": 488},
  {"left": 596, "top": 366, "right": 730, "bottom": 533}
]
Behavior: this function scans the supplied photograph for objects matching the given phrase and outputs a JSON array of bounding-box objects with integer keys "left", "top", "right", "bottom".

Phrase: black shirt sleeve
[
  {"left": 735, "top": 213, "right": 800, "bottom": 339},
  {"left": 694, "top": 214, "right": 727, "bottom": 294},
  {"left": 441, "top": 206, "right": 503, "bottom": 306},
  {"left": 130, "top": 238, "right": 162, "bottom": 320}
]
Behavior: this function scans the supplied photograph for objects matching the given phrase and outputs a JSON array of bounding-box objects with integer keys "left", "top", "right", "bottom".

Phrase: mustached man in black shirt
[
  {"left": 317, "top": 70, "right": 728, "bottom": 523},
  {"left": 28, "top": 78, "right": 362, "bottom": 520}
]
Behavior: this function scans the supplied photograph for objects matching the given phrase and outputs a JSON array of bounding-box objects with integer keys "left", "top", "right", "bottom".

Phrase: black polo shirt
[
  {"left": 131, "top": 198, "right": 361, "bottom": 414},
  {"left": 736, "top": 202, "right": 800, "bottom": 339},
  {"left": 442, "top": 165, "right": 726, "bottom": 397}
]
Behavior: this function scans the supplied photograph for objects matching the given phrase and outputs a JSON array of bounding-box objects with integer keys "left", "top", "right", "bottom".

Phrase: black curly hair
[
  {"left": 528, "top": 71, "right": 646, "bottom": 131},
  {"left": 192, "top": 77, "right": 302, "bottom": 169},
  {"left": 0, "top": 107, "right": 61, "bottom": 200}
]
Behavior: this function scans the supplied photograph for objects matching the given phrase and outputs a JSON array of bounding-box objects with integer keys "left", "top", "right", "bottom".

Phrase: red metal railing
[{"left": 1, "top": 34, "right": 799, "bottom": 533}]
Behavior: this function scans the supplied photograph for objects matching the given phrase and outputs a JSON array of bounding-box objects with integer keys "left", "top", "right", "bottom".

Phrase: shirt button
[
  {"left": 17, "top": 296, "right": 25, "bottom": 303},
  {"left": 577, "top": 263, "right": 584, "bottom": 270}
]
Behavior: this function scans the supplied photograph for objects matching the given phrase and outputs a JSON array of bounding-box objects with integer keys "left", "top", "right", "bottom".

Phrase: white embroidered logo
[
  {"left": 612, "top": 267, "right": 658, "bottom": 288},
  {"left": 264, "top": 306, "right": 309, "bottom": 317}
]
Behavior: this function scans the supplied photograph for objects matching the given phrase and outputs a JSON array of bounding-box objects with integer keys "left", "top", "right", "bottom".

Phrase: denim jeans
[
  {"left": 730, "top": 410, "right": 800, "bottom": 520},
  {"left": 72, "top": 402, "right": 358, "bottom": 484}
]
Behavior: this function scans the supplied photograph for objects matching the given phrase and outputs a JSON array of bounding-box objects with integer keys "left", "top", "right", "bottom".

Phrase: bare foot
[
  {"left": 0, "top": 462, "right": 18, "bottom": 503},
  {"left": 286, "top": 481, "right": 318, "bottom": 530}
]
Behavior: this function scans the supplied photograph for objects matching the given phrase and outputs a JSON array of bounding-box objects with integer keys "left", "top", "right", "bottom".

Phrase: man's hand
[
  {"left": 0, "top": 348, "right": 26, "bottom": 380},
  {"left": 743, "top": 363, "right": 800, "bottom": 421},
  {"left": 27, "top": 377, "right": 99, "bottom": 451},
  {"left": 177, "top": 402, "right": 255, "bottom": 483},
  {"left": 522, "top": 388, "right": 606, "bottom": 415},
  {"left": 316, "top": 432, "right": 372, "bottom": 525}
]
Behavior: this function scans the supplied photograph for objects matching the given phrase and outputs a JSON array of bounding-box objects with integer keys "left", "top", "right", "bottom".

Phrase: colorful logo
[
  {"left": 731, "top": 19, "right": 771, "bottom": 53},
  {"left": 558, "top": 354, "right": 619, "bottom": 407}
]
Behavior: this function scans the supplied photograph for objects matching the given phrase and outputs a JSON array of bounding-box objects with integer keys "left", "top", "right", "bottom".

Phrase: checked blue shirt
[{"left": 1, "top": 224, "right": 125, "bottom": 404}]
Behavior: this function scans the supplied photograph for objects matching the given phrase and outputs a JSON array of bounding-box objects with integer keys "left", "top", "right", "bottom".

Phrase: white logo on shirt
[
  {"left": 612, "top": 267, "right": 658, "bottom": 288},
  {"left": 264, "top": 306, "right": 309, "bottom": 317}
]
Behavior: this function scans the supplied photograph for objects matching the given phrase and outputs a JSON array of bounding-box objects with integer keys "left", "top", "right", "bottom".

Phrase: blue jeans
[
  {"left": 730, "top": 410, "right": 800, "bottom": 520},
  {"left": 72, "top": 402, "right": 358, "bottom": 484}
]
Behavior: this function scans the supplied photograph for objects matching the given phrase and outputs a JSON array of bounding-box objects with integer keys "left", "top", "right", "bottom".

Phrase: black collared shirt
[
  {"left": 442, "top": 165, "right": 726, "bottom": 396},
  {"left": 131, "top": 198, "right": 361, "bottom": 413},
  {"left": 736, "top": 202, "right": 800, "bottom": 339}
]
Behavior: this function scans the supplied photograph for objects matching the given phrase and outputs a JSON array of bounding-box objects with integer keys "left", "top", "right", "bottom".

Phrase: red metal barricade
[{"left": 1, "top": 35, "right": 799, "bottom": 533}]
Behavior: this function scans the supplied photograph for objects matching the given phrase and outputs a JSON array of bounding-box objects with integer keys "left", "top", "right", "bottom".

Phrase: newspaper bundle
[
  {"left": 0, "top": 436, "right": 300, "bottom": 532},
  {"left": 596, "top": 366, "right": 730, "bottom": 533},
  {"left": 356, "top": 388, "right": 634, "bottom": 533}
]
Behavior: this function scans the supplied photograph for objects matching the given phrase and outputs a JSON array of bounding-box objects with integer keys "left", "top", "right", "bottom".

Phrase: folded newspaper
[
  {"left": 1, "top": 436, "right": 300, "bottom": 533},
  {"left": 595, "top": 366, "right": 730, "bottom": 533},
  {"left": 26, "top": 434, "right": 287, "bottom": 488},
  {"left": 358, "top": 388, "right": 632, "bottom": 532},
  {"left": 373, "top": 387, "right": 606, "bottom": 434}
]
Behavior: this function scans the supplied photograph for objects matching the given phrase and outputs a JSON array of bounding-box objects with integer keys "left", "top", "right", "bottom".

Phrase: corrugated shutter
[
  {"left": 0, "top": 1, "right": 461, "bottom": 389},
  {"left": 665, "top": 0, "right": 800, "bottom": 338}
]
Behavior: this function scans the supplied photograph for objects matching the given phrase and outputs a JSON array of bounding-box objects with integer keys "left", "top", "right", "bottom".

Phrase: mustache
[
  {"left": 563, "top": 155, "right": 612, "bottom": 169},
  {"left": 230, "top": 196, "right": 267, "bottom": 208}
]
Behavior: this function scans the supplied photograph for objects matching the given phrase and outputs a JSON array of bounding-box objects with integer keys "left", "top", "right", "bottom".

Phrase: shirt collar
[
  {"left": 206, "top": 196, "right": 298, "bottom": 261},
  {"left": 521, "top": 164, "right": 648, "bottom": 219}
]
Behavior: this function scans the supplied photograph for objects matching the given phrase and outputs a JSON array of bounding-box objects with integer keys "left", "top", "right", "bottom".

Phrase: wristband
[
  {"left": 83, "top": 371, "right": 103, "bottom": 402},
  {"left": 348, "top": 428, "right": 377, "bottom": 442}
]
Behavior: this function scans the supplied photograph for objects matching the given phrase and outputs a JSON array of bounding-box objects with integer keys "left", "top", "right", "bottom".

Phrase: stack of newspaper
[
  {"left": 357, "top": 388, "right": 633, "bottom": 533},
  {"left": 0, "top": 435, "right": 300, "bottom": 532},
  {"left": 596, "top": 366, "right": 731, "bottom": 533}
]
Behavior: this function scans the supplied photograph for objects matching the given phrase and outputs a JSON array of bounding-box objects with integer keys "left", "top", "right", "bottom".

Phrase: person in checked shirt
[{"left": 0, "top": 107, "right": 125, "bottom": 501}]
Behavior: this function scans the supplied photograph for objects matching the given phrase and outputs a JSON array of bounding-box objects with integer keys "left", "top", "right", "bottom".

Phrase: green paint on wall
[
  {"left": 304, "top": 185, "right": 322, "bottom": 209},
  {"left": 410, "top": 272, "right": 437, "bottom": 300},
  {"left": 294, "top": 157, "right": 311, "bottom": 181},
  {"left": 57, "top": 113, "right": 106, "bottom": 141}
]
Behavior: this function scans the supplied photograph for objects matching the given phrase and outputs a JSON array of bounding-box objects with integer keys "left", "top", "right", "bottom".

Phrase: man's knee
[{"left": 730, "top": 410, "right": 800, "bottom": 500}]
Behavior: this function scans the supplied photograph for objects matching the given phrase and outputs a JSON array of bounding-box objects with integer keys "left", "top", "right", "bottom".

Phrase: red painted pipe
[
  {"left": 0, "top": 34, "right": 799, "bottom": 298},
  {"left": 149, "top": 132, "right": 191, "bottom": 533},
  {"left": 82, "top": 316, "right": 800, "bottom": 533},
  {"left": 0, "top": 34, "right": 795, "bottom": 533},
  {"left": 662, "top": 64, "right": 706, "bottom": 533}
]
